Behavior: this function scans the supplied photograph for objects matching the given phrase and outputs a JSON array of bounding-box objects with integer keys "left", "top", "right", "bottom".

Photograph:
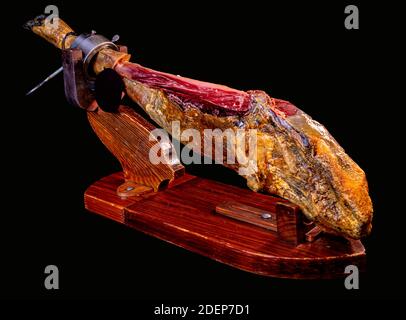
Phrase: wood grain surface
[
  {"left": 88, "top": 105, "right": 184, "bottom": 192},
  {"left": 85, "top": 172, "right": 366, "bottom": 279}
]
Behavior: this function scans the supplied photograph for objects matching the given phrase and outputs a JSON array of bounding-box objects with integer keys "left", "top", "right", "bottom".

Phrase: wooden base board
[{"left": 84, "top": 172, "right": 366, "bottom": 279}]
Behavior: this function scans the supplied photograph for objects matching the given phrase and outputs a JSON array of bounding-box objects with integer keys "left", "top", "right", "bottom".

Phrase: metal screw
[
  {"left": 261, "top": 213, "right": 272, "bottom": 220},
  {"left": 126, "top": 186, "right": 134, "bottom": 191},
  {"left": 111, "top": 34, "right": 120, "bottom": 43}
]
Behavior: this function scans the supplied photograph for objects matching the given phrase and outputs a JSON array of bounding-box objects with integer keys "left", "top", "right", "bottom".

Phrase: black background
[{"left": 2, "top": 0, "right": 404, "bottom": 307}]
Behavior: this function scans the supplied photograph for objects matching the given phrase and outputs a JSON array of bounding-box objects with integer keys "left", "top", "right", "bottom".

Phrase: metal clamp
[
  {"left": 26, "top": 31, "right": 120, "bottom": 96},
  {"left": 71, "top": 31, "right": 119, "bottom": 78}
]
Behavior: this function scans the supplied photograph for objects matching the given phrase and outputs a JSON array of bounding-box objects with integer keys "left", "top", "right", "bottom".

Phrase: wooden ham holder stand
[
  {"left": 84, "top": 107, "right": 366, "bottom": 279},
  {"left": 46, "top": 35, "right": 366, "bottom": 280}
]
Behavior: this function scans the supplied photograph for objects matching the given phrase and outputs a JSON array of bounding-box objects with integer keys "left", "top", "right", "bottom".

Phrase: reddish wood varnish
[
  {"left": 87, "top": 105, "right": 184, "bottom": 192},
  {"left": 85, "top": 172, "right": 366, "bottom": 279}
]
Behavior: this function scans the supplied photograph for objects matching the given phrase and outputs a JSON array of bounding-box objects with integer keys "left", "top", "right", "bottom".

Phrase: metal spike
[{"left": 26, "top": 66, "right": 63, "bottom": 96}]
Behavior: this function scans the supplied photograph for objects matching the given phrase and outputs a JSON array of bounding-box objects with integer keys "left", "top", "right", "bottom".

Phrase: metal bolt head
[
  {"left": 261, "top": 213, "right": 272, "bottom": 220},
  {"left": 111, "top": 34, "right": 120, "bottom": 43}
]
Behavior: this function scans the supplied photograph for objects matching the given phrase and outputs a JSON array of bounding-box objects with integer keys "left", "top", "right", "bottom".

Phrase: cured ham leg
[{"left": 25, "top": 15, "right": 373, "bottom": 239}]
